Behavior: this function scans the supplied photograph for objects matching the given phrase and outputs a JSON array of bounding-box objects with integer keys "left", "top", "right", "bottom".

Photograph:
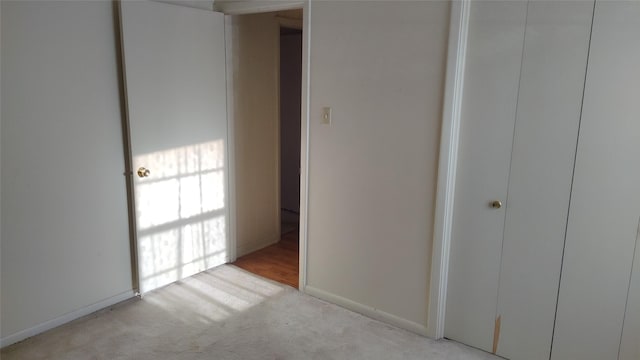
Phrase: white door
[
  {"left": 119, "top": 1, "right": 229, "bottom": 294},
  {"left": 551, "top": 2, "right": 640, "bottom": 359},
  {"left": 620, "top": 236, "right": 640, "bottom": 360},
  {"left": 445, "top": 1, "right": 593, "bottom": 358},
  {"left": 445, "top": 1, "right": 527, "bottom": 351},
  {"left": 493, "top": 2, "right": 593, "bottom": 359}
]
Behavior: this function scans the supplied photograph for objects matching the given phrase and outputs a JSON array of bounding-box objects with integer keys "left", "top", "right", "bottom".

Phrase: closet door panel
[
  {"left": 620, "top": 233, "right": 640, "bottom": 360},
  {"left": 551, "top": 2, "right": 640, "bottom": 359},
  {"left": 495, "top": 2, "right": 594, "bottom": 359},
  {"left": 445, "top": 1, "right": 527, "bottom": 352}
]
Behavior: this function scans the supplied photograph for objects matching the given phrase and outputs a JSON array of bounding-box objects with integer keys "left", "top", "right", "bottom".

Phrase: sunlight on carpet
[{"left": 1, "top": 265, "right": 500, "bottom": 360}]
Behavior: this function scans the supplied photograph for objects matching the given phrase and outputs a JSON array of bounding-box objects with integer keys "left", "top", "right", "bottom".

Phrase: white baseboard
[
  {"left": 0, "top": 290, "right": 136, "bottom": 348},
  {"left": 236, "top": 237, "right": 279, "bottom": 258},
  {"left": 303, "top": 285, "right": 429, "bottom": 337}
]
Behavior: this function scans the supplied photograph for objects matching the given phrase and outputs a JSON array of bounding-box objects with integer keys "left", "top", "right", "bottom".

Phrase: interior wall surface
[
  {"left": 306, "top": 0, "right": 450, "bottom": 331},
  {"left": 1, "top": 0, "right": 132, "bottom": 340},
  {"left": 231, "top": 12, "right": 281, "bottom": 257}
]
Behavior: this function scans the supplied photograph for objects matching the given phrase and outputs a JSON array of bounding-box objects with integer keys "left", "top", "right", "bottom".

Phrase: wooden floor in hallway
[{"left": 233, "top": 228, "right": 299, "bottom": 288}]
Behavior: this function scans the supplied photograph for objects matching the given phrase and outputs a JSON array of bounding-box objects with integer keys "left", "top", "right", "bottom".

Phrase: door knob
[
  {"left": 137, "top": 167, "right": 151, "bottom": 178},
  {"left": 491, "top": 200, "right": 502, "bottom": 209}
]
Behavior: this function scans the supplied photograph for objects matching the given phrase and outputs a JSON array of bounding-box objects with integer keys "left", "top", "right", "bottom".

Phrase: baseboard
[
  {"left": 236, "top": 237, "right": 279, "bottom": 258},
  {"left": 303, "top": 285, "right": 429, "bottom": 337},
  {"left": 0, "top": 290, "right": 136, "bottom": 348}
]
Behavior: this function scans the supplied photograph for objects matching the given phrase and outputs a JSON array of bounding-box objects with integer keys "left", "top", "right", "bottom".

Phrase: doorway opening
[{"left": 231, "top": 10, "right": 303, "bottom": 289}]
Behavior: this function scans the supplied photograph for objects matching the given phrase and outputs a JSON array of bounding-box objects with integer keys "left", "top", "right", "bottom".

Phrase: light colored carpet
[{"left": 1, "top": 265, "right": 499, "bottom": 360}]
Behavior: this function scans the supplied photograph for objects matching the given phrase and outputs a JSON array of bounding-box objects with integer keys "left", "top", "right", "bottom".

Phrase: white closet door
[
  {"left": 494, "top": 2, "right": 593, "bottom": 359},
  {"left": 119, "top": 1, "right": 229, "bottom": 294},
  {"left": 445, "top": 1, "right": 527, "bottom": 351},
  {"left": 620, "top": 234, "right": 640, "bottom": 360},
  {"left": 446, "top": 1, "right": 593, "bottom": 358},
  {"left": 551, "top": 2, "right": 640, "bottom": 359}
]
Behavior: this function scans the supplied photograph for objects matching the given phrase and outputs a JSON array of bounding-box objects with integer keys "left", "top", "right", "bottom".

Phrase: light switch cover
[{"left": 321, "top": 107, "right": 332, "bottom": 125}]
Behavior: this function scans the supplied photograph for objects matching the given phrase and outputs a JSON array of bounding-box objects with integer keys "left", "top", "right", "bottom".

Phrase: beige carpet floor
[{"left": 1, "top": 265, "right": 499, "bottom": 360}]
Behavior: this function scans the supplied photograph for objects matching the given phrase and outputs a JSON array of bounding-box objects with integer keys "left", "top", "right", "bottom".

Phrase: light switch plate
[{"left": 321, "top": 107, "right": 332, "bottom": 125}]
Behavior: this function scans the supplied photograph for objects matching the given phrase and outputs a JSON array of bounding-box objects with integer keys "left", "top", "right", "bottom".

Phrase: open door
[{"left": 119, "top": 1, "right": 229, "bottom": 294}]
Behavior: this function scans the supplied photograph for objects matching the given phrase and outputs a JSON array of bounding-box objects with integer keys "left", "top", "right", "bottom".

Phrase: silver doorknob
[
  {"left": 491, "top": 200, "right": 502, "bottom": 209},
  {"left": 137, "top": 167, "right": 151, "bottom": 178}
]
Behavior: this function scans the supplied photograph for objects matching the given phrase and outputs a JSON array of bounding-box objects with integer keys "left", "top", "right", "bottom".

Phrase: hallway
[{"left": 233, "top": 229, "right": 299, "bottom": 288}]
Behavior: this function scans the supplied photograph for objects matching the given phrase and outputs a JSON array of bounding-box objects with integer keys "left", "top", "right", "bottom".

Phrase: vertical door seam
[{"left": 548, "top": 1, "right": 597, "bottom": 358}]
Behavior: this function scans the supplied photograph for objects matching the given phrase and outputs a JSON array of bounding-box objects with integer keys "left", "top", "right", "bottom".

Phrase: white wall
[
  {"left": 305, "top": 1, "right": 450, "bottom": 332},
  {"left": 231, "top": 12, "right": 281, "bottom": 256},
  {"left": 1, "top": 1, "right": 132, "bottom": 342}
]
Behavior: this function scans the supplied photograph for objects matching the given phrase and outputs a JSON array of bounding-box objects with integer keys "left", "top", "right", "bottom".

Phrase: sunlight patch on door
[{"left": 134, "top": 140, "right": 227, "bottom": 293}]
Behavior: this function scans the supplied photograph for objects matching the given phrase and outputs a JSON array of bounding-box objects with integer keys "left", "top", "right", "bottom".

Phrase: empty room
[{"left": 1, "top": 1, "right": 638, "bottom": 360}]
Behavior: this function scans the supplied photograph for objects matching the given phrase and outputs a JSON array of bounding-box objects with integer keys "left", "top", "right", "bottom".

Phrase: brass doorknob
[
  {"left": 137, "top": 167, "right": 151, "bottom": 178},
  {"left": 491, "top": 200, "right": 502, "bottom": 209}
]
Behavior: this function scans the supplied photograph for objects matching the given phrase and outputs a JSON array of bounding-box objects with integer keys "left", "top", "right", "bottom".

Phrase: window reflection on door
[{"left": 135, "top": 140, "right": 227, "bottom": 292}]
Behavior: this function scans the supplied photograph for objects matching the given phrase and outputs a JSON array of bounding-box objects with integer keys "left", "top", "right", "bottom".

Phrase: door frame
[
  {"left": 116, "top": 0, "right": 141, "bottom": 294},
  {"left": 218, "top": 0, "right": 311, "bottom": 291},
  {"left": 427, "top": 0, "right": 471, "bottom": 339},
  {"left": 219, "top": 0, "right": 472, "bottom": 334}
]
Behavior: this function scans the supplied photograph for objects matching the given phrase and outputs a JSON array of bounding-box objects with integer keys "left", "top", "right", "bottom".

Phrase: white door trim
[
  {"left": 298, "top": 0, "right": 311, "bottom": 291},
  {"left": 224, "top": 14, "right": 237, "bottom": 263},
  {"left": 220, "top": 0, "right": 311, "bottom": 291},
  {"left": 427, "top": 0, "right": 471, "bottom": 339}
]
